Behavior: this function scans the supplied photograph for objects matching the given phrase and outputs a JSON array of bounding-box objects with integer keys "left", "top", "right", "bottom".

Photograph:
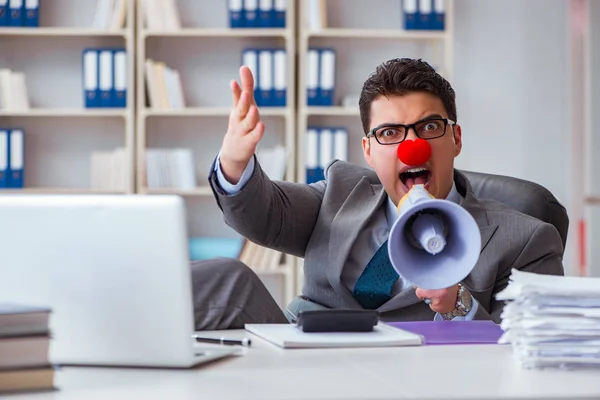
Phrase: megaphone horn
[{"left": 387, "top": 185, "right": 481, "bottom": 290}]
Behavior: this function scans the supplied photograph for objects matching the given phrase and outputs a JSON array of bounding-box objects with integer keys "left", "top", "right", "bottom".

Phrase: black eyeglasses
[{"left": 366, "top": 118, "right": 456, "bottom": 145}]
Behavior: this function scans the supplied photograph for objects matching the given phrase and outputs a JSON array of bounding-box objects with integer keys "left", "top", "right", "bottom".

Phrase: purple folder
[{"left": 386, "top": 321, "right": 504, "bottom": 345}]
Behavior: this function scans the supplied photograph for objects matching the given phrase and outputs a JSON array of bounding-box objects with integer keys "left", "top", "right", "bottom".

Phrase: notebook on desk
[{"left": 245, "top": 323, "right": 423, "bottom": 349}]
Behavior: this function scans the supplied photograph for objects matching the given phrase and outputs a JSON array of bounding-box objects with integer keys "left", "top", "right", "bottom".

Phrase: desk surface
[{"left": 6, "top": 330, "right": 600, "bottom": 400}]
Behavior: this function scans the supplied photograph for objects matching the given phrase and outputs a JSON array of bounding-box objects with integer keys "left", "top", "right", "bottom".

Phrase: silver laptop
[{"left": 0, "top": 194, "right": 239, "bottom": 368}]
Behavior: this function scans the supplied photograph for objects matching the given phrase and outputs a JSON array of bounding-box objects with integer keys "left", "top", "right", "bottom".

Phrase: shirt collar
[{"left": 385, "top": 181, "right": 461, "bottom": 228}]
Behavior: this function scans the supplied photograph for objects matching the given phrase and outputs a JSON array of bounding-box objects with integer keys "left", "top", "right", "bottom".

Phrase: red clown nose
[{"left": 397, "top": 138, "right": 432, "bottom": 166}]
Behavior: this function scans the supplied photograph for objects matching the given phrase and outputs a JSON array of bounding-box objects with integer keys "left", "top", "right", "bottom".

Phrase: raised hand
[{"left": 219, "top": 65, "right": 265, "bottom": 184}]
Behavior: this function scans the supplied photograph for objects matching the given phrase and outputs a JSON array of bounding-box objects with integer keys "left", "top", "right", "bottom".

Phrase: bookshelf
[
  {"left": 0, "top": 0, "right": 135, "bottom": 194},
  {"left": 294, "top": 0, "right": 455, "bottom": 295},
  {"left": 135, "top": 0, "right": 296, "bottom": 307}
]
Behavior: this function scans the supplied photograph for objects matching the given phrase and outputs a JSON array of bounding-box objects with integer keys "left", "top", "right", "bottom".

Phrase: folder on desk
[
  {"left": 8, "top": 0, "right": 22, "bottom": 26},
  {"left": 386, "top": 321, "right": 504, "bottom": 345},
  {"left": 245, "top": 323, "right": 422, "bottom": 349},
  {"left": 23, "top": 0, "right": 38, "bottom": 27}
]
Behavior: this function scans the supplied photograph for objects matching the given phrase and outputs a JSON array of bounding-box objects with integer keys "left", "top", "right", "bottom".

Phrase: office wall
[{"left": 451, "top": 0, "right": 574, "bottom": 272}]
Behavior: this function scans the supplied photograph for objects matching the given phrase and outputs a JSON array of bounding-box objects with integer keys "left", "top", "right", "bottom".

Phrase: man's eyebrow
[{"left": 373, "top": 114, "right": 446, "bottom": 129}]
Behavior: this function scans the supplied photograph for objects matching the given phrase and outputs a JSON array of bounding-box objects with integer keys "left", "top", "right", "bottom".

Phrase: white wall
[{"left": 451, "top": 0, "right": 574, "bottom": 272}]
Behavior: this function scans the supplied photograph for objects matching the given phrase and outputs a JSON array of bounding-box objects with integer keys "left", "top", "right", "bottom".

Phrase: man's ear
[
  {"left": 453, "top": 124, "right": 462, "bottom": 157},
  {"left": 362, "top": 136, "right": 374, "bottom": 167}
]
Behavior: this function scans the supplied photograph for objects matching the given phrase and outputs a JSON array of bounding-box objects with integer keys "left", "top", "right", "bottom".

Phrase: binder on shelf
[
  {"left": 258, "top": 49, "right": 273, "bottom": 106},
  {"left": 305, "top": 128, "right": 320, "bottom": 184},
  {"left": 333, "top": 128, "right": 348, "bottom": 162},
  {"left": 433, "top": 0, "right": 445, "bottom": 30},
  {"left": 0, "top": 0, "right": 7, "bottom": 26},
  {"left": 98, "top": 49, "right": 113, "bottom": 108},
  {"left": 83, "top": 49, "right": 99, "bottom": 108},
  {"left": 228, "top": 0, "right": 244, "bottom": 28},
  {"left": 273, "top": 49, "right": 286, "bottom": 107},
  {"left": 243, "top": 0, "right": 258, "bottom": 28},
  {"left": 418, "top": 0, "right": 432, "bottom": 30},
  {"left": 319, "top": 49, "right": 336, "bottom": 106},
  {"left": 8, "top": 0, "right": 22, "bottom": 26},
  {"left": 8, "top": 129, "right": 24, "bottom": 188},
  {"left": 0, "top": 129, "right": 7, "bottom": 188},
  {"left": 318, "top": 128, "right": 333, "bottom": 179},
  {"left": 242, "top": 49, "right": 260, "bottom": 105},
  {"left": 112, "top": 49, "right": 127, "bottom": 108},
  {"left": 306, "top": 49, "right": 319, "bottom": 106},
  {"left": 258, "top": 0, "right": 273, "bottom": 27},
  {"left": 23, "top": 0, "right": 38, "bottom": 27},
  {"left": 403, "top": 0, "right": 418, "bottom": 30},
  {"left": 273, "top": 0, "right": 286, "bottom": 28}
]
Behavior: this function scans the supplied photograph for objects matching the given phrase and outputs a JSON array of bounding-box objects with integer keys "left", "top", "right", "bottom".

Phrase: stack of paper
[{"left": 497, "top": 269, "right": 600, "bottom": 370}]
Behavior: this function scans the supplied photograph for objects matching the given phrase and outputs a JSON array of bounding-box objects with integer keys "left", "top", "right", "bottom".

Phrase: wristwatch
[{"left": 441, "top": 284, "right": 472, "bottom": 320}]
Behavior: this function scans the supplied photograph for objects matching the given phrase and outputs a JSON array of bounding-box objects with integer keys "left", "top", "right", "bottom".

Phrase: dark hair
[{"left": 358, "top": 58, "right": 457, "bottom": 133}]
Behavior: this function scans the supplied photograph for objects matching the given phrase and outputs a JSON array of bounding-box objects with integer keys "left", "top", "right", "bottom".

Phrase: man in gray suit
[{"left": 192, "top": 58, "right": 564, "bottom": 330}]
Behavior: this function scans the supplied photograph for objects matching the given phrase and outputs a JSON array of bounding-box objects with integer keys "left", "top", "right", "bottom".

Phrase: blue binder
[
  {"left": 258, "top": 0, "right": 273, "bottom": 27},
  {"left": 273, "top": 0, "right": 285, "bottom": 28},
  {"left": 306, "top": 49, "right": 320, "bottom": 106},
  {"left": 243, "top": 0, "right": 258, "bottom": 28},
  {"left": 8, "top": 0, "right": 22, "bottom": 26},
  {"left": 228, "top": 0, "right": 244, "bottom": 28},
  {"left": 83, "top": 49, "right": 100, "bottom": 108},
  {"left": 305, "top": 128, "right": 320, "bottom": 184},
  {"left": 417, "top": 0, "right": 433, "bottom": 30},
  {"left": 0, "top": 129, "right": 7, "bottom": 188},
  {"left": 112, "top": 49, "right": 127, "bottom": 108},
  {"left": 433, "top": 0, "right": 445, "bottom": 30},
  {"left": 98, "top": 49, "right": 113, "bottom": 108},
  {"left": 242, "top": 48, "right": 260, "bottom": 106},
  {"left": 0, "top": 0, "right": 8, "bottom": 26},
  {"left": 272, "top": 49, "right": 286, "bottom": 107},
  {"left": 318, "top": 49, "right": 336, "bottom": 106},
  {"left": 7, "top": 129, "right": 24, "bottom": 189},
  {"left": 403, "top": 0, "right": 418, "bottom": 30},
  {"left": 23, "top": 0, "right": 38, "bottom": 27}
]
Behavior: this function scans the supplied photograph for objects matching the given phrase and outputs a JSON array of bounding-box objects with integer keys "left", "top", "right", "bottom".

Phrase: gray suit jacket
[{"left": 209, "top": 158, "right": 565, "bottom": 323}]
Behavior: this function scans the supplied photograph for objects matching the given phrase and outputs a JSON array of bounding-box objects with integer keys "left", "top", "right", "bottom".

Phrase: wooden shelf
[
  {"left": 141, "top": 187, "right": 214, "bottom": 196},
  {"left": 0, "top": 188, "right": 128, "bottom": 195},
  {"left": 303, "top": 106, "right": 360, "bottom": 116},
  {"left": 304, "top": 28, "right": 447, "bottom": 40},
  {"left": 0, "top": 109, "right": 128, "bottom": 118},
  {"left": 143, "top": 28, "right": 289, "bottom": 39},
  {"left": 585, "top": 196, "right": 600, "bottom": 205},
  {"left": 0, "top": 27, "right": 128, "bottom": 37},
  {"left": 142, "top": 107, "right": 290, "bottom": 118}
]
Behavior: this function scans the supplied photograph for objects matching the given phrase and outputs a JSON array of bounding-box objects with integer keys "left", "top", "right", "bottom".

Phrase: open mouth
[{"left": 400, "top": 167, "right": 432, "bottom": 189}]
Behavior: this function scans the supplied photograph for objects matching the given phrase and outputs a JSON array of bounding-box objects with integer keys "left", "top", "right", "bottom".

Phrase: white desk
[{"left": 7, "top": 330, "right": 600, "bottom": 400}]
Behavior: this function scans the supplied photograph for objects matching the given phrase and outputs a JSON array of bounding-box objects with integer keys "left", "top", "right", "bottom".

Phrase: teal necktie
[{"left": 352, "top": 240, "right": 399, "bottom": 309}]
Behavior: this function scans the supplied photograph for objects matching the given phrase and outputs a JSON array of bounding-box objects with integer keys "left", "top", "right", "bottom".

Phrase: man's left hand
[{"left": 415, "top": 285, "right": 459, "bottom": 314}]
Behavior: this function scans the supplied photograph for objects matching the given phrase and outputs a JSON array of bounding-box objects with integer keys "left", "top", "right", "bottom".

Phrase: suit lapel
[{"left": 327, "top": 177, "right": 386, "bottom": 308}]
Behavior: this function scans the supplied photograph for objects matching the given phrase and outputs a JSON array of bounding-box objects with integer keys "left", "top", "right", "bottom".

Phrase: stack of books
[
  {"left": 497, "top": 269, "right": 600, "bottom": 370},
  {"left": 0, "top": 303, "right": 54, "bottom": 394},
  {"left": 142, "top": 0, "right": 181, "bottom": 31},
  {"left": 0, "top": 68, "right": 30, "bottom": 112},
  {"left": 145, "top": 148, "right": 196, "bottom": 190},
  {"left": 90, "top": 147, "right": 128, "bottom": 192},
  {"left": 92, "top": 0, "right": 127, "bottom": 31},
  {"left": 144, "top": 59, "right": 186, "bottom": 110}
]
